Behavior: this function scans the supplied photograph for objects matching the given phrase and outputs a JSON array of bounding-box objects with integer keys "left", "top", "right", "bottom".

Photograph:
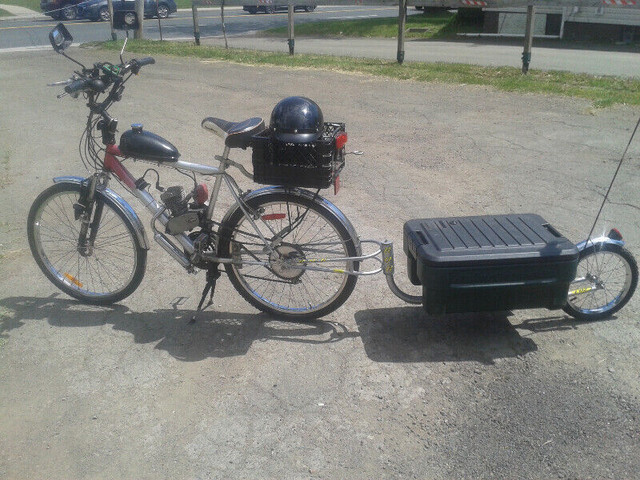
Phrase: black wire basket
[{"left": 251, "top": 123, "right": 346, "bottom": 189}]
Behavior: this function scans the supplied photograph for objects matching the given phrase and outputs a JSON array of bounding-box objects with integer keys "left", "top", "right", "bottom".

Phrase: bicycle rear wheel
[
  {"left": 27, "top": 182, "right": 147, "bottom": 304},
  {"left": 564, "top": 242, "right": 638, "bottom": 320},
  {"left": 218, "top": 191, "right": 360, "bottom": 319}
]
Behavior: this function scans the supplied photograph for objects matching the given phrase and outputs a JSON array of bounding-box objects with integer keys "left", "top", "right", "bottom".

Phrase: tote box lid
[{"left": 404, "top": 214, "right": 579, "bottom": 267}]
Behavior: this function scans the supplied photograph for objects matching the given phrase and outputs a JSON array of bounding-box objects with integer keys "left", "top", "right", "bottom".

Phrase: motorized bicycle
[{"left": 27, "top": 24, "right": 638, "bottom": 322}]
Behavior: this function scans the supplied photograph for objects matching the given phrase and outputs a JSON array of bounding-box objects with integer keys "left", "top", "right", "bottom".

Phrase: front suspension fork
[{"left": 75, "top": 174, "right": 103, "bottom": 256}]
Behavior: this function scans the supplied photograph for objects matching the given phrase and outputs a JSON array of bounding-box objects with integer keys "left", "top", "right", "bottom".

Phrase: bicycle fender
[
  {"left": 223, "top": 186, "right": 362, "bottom": 255},
  {"left": 53, "top": 176, "right": 149, "bottom": 249},
  {"left": 575, "top": 235, "right": 625, "bottom": 252}
]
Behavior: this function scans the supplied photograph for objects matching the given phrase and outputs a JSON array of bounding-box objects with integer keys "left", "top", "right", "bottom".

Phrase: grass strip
[
  {"left": 264, "top": 10, "right": 478, "bottom": 39},
  {"left": 95, "top": 39, "right": 640, "bottom": 108},
  {"left": 0, "top": 0, "right": 40, "bottom": 12}
]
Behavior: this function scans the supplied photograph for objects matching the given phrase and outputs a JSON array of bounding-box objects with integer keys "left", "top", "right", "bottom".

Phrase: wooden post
[
  {"left": 107, "top": 0, "right": 116, "bottom": 40},
  {"left": 522, "top": 4, "right": 535, "bottom": 74},
  {"left": 192, "top": 2, "right": 200, "bottom": 45},
  {"left": 135, "top": 0, "right": 144, "bottom": 39},
  {"left": 397, "top": 0, "right": 407, "bottom": 64},
  {"left": 132, "top": 0, "right": 144, "bottom": 39},
  {"left": 221, "top": 0, "right": 228, "bottom": 48},
  {"left": 157, "top": 0, "right": 163, "bottom": 41},
  {"left": 288, "top": 4, "right": 295, "bottom": 55}
]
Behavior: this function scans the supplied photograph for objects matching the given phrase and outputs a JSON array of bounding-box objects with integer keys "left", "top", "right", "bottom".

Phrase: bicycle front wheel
[
  {"left": 27, "top": 182, "right": 147, "bottom": 304},
  {"left": 218, "top": 191, "right": 360, "bottom": 319},
  {"left": 564, "top": 242, "right": 638, "bottom": 320}
]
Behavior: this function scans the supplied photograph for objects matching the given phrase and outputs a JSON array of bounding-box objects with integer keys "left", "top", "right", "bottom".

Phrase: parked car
[
  {"left": 41, "top": 0, "right": 85, "bottom": 20},
  {"left": 243, "top": 3, "right": 316, "bottom": 14},
  {"left": 76, "top": 0, "right": 176, "bottom": 22}
]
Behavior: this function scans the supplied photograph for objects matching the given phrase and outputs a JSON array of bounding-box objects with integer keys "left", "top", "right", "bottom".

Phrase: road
[{"left": 0, "top": 5, "right": 405, "bottom": 49}]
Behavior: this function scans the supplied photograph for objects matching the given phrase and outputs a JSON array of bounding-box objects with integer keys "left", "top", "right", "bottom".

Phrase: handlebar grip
[
  {"left": 64, "top": 78, "right": 106, "bottom": 95},
  {"left": 130, "top": 57, "right": 156, "bottom": 74},
  {"left": 64, "top": 78, "right": 90, "bottom": 94},
  {"left": 136, "top": 57, "right": 155, "bottom": 67}
]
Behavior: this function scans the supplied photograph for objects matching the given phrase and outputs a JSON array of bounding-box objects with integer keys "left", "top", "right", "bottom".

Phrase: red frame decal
[{"left": 103, "top": 144, "right": 137, "bottom": 190}]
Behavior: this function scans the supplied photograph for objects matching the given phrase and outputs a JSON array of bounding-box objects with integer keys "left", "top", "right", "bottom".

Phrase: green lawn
[
  {"left": 0, "top": 0, "right": 40, "bottom": 12},
  {"left": 266, "top": 11, "right": 455, "bottom": 39},
  {"left": 0, "top": 7, "right": 13, "bottom": 16},
  {"left": 96, "top": 39, "right": 640, "bottom": 108},
  {"left": 265, "top": 9, "right": 483, "bottom": 39}
]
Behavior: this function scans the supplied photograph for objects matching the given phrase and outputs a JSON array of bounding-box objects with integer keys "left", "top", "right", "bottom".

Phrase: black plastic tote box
[{"left": 403, "top": 214, "right": 579, "bottom": 315}]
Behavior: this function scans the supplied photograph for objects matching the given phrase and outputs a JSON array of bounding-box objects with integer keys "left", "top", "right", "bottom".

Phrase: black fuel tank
[{"left": 119, "top": 124, "right": 180, "bottom": 163}]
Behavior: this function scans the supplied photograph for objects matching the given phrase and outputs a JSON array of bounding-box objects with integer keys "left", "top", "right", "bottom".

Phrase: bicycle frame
[{"left": 96, "top": 142, "right": 391, "bottom": 280}]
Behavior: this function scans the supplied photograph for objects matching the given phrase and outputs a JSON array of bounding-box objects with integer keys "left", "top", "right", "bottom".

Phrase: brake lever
[{"left": 50, "top": 74, "right": 81, "bottom": 99}]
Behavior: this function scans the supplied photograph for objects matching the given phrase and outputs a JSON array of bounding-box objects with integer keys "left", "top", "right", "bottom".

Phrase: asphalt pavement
[{"left": 2, "top": 31, "right": 640, "bottom": 480}]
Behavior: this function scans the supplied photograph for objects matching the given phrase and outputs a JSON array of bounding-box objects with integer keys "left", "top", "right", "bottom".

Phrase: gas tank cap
[{"left": 131, "top": 123, "right": 144, "bottom": 133}]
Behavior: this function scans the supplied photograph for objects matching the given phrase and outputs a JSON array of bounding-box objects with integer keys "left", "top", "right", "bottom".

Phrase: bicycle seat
[{"left": 201, "top": 116, "right": 266, "bottom": 149}]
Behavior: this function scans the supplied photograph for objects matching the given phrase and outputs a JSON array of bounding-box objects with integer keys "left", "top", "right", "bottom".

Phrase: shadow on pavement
[
  {"left": 0, "top": 295, "right": 359, "bottom": 361},
  {"left": 354, "top": 306, "right": 538, "bottom": 365}
]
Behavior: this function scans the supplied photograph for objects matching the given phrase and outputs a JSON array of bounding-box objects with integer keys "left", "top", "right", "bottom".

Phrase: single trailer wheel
[{"left": 564, "top": 242, "right": 638, "bottom": 320}]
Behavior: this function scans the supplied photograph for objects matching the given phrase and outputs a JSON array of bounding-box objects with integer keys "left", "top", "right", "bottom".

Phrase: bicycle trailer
[{"left": 403, "top": 214, "right": 580, "bottom": 315}]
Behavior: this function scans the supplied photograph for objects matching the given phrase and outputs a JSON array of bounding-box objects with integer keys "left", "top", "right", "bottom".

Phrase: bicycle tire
[
  {"left": 564, "top": 242, "right": 638, "bottom": 320},
  {"left": 218, "top": 191, "right": 359, "bottom": 319},
  {"left": 27, "top": 182, "right": 147, "bottom": 305}
]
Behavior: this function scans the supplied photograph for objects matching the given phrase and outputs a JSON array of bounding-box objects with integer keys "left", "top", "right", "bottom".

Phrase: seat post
[{"left": 206, "top": 146, "right": 231, "bottom": 220}]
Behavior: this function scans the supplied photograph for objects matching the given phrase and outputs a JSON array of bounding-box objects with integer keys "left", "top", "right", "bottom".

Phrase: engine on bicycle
[{"left": 160, "top": 184, "right": 209, "bottom": 235}]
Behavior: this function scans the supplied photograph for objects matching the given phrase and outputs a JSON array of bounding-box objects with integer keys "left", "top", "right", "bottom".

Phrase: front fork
[
  {"left": 74, "top": 174, "right": 104, "bottom": 256},
  {"left": 567, "top": 229, "right": 626, "bottom": 297}
]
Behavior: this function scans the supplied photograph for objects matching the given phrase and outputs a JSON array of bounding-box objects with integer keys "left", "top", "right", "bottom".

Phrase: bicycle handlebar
[{"left": 59, "top": 57, "right": 155, "bottom": 97}]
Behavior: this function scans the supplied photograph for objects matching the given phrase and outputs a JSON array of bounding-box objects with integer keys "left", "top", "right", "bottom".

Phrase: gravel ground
[{"left": 1, "top": 47, "right": 639, "bottom": 479}]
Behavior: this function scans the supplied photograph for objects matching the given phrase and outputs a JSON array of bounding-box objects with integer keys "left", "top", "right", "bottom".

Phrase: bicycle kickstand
[{"left": 190, "top": 263, "right": 220, "bottom": 324}]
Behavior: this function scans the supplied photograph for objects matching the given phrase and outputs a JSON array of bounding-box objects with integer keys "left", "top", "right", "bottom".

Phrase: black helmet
[{"left": 270, "top": 96, "right": 324, "bottom": 143}]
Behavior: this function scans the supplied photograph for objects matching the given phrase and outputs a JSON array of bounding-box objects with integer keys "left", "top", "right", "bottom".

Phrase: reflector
[
  {"left": 335, "top": 132, "right": 348, "bottom": 150},
  {"left": 262, "top": 214, "right": 286, "bottom": 221}
]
